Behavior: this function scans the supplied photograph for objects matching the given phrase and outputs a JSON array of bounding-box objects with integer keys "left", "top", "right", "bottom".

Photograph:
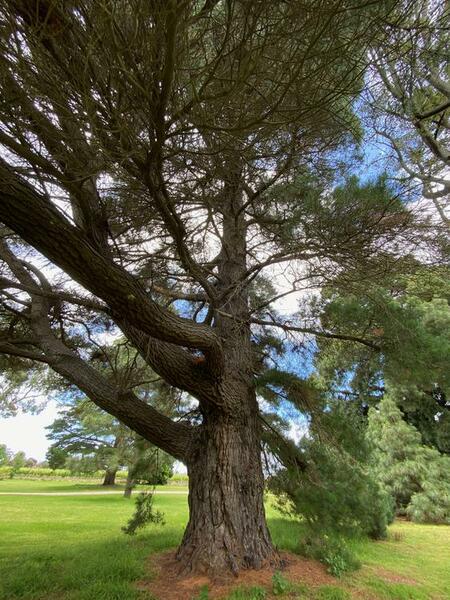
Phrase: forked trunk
[{"left": 176, "top": 402, "right": 276, "bottom": 575}]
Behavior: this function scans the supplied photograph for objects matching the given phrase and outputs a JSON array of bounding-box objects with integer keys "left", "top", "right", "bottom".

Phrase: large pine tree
[{"left": 0, "top": 0, "right": 427, "bottom": 574}]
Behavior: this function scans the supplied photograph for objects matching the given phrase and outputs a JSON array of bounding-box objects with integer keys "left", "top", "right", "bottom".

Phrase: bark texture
[
  {"left": 102, "top": 468, "right": 117, "bottom": 486},
  {"left": 178, "top": 412, "right": 275, "bottom": 575},
  {"left": 124, "top": 473, "right": 135, "bottom": 498},
  {"left": 175, "top": 164, "right": 277, "bottom": 574}
]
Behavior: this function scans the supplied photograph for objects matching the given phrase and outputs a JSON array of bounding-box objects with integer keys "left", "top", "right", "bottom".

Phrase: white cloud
[{"left": 0, "top": 401, "right": 58, "bottom": 461}]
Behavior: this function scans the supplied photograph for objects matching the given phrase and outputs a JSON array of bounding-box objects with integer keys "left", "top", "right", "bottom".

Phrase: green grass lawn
[
  {"left": 0, "top": 478, "right": 188, "bottom": 493},
  {"left": 0, "top": 480, "right": 448, "bottom": 600}
]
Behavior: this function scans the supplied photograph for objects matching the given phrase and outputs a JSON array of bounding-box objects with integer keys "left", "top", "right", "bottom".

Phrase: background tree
[
  {"left": 10, "top": 450, "right": 26, "bottom": 470},
  {"left": 0, "top": 0, "right": 433, "bottom": 574},
  {"left": 123, "top": 437, "right": 174, "bottom": 498},
  {"left": 45, "top": 445, "right": 68, "bottom": 470},
  {"left": 367, "top": 394, "right": 450, "bottom": 524},
  {"left": 46, "top": 397, "right": 174, "bottom": 487},
  {"left": 367, "top": 0, "right": 450, "bottom": 230},
  {"left": 313, "top": 265, "right": 450, "bottom": 453},
  {"left": 0, "top": 443, "right": 12, "bottom": 466},
  {"left": 47, "top": 398, "right": 131, "bottom": 486}
]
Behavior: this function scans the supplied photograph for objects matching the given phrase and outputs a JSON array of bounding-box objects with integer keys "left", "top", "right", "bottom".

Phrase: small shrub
[
  {"left": 194, "top": 585, "right": 210, "bottom": 600},
  {"left": 170, "top": 473, "right": 189, "bottom": 485},
  {"left": 298, "top": 534, "right": 360, "bottom": 578},
  {"left": 272, "top": 571, "right": 292, "bottom": 596},
  {"left": 17, "top": 467, "right": 53, "bottom": 477},
  {"left": 121, "top": 491, "right": 165, "bottom": 535},
  {"left": 14, "top": 467, "right": 75, "bottom": 478},
  {"left": 0, "top": 466, "right": 13, "bottom": 479}
]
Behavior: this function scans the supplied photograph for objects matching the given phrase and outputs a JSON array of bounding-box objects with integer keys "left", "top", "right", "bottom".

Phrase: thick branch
[
  {"left": 0, "top": 161, "right": 223, "bottom": 368},
  {"left": 0, "top": 252, "right": 193, "bottom": 461},
  {"left": 118, "top": 323, "right": 218, "bottom": 405}
]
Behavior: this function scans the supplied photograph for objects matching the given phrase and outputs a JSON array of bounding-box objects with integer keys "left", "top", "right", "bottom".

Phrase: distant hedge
[
  {"left": 0, "top": 466, "right": 187, "bottom": 482},
  {"left": 170, "top": 473, "right": 189, "bottom": 484},
  {"left": 0, "top": 466, "right": 13, "bottom": 478},
  {"left": 0, "top": 466, "right": 128, "bottom": 480}
]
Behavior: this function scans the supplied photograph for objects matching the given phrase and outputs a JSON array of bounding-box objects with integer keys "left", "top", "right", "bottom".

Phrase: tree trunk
[
  {"left": 176, "top": 168, "right": 277, "bottom": 575},
  {"left": 102, "top": 467, "right": 117, "bottom": 486},
  {"left": 176, "top": 399, "right": 276, "bottom": 575},
  {"left": 124, "top": 472, "right": 135, "bottom": 498}
]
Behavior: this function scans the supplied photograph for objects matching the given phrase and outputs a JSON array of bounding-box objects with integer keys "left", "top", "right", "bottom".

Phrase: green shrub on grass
[
  {"left": 121, "top": 491, "right": 165, "bottom": 535},
  {"left": 16, "top": 467, "right": 72, "bottom": 477},
  {"left": 194, "top": 585, "right": 210, "bottom": 600},
  {"left": 0, "top": 467, "right": 130, "bottom": 480},
  {"left": 170, "top": 473, "right": 189, "bottom": 485},
  {"left": 0, "top": 465, "right": 13, "bottom": 478},
  {"left": 272, "top": 571, "right": 293, "bottom": 596},
  {"left": 298, "top": 534, "right": 360, "bottom": 578}
]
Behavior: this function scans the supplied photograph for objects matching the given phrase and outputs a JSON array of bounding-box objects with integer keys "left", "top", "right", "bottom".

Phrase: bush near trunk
[
  {"left": 269, "top": 403, "right": 393, "bottom": 575},
  {"left": 298, "top": 534, "right": 361, "bottom": 578},
  {"left": 270, "top": 403, "right": 393, "bottom": 536}
]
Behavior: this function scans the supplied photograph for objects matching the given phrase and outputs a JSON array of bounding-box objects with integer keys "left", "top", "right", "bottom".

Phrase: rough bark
[
  {"left": 176, "top": 170, "right": 277, "bottom": 575},
  {"left": 177, "top": 402, "right": 276, "bottom": 575},
  {"left": 102, "top": 467, "right": 117, "bottom": 486},
  {"left": 124, "top": 473, "right": 135, "bottom": 498}
]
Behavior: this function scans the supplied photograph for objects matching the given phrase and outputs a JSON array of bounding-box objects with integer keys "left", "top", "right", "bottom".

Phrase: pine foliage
[
  {"left": 269, "top": 401, "right": 393, "bottom": 574},
  {"left": 121, "top": 491, "right": 165, "bottom": 536},
  {"left": 367, "top": 395, "right": 450, "bottom": 524}
]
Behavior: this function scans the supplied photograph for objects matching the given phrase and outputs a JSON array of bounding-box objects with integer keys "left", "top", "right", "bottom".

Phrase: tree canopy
[{"left": 0, "top": 0, "right": 447, "bottom": 575}]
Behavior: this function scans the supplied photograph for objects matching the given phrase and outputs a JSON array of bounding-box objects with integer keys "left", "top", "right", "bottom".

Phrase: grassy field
[
  {"left": 0, "top": 479, "right": 449, "bottom": 600},
  {"left": 0, "top": 478, "right": 188, "bottom": 493}
]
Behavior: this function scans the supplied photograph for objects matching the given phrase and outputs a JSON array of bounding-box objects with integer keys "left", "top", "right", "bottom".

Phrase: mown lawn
[
  {"left": 0, "top": 478, "right": 188, "bottom": 493},
  {"left": 0, "top": 480, "right": 448, "bottom": 600}
]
